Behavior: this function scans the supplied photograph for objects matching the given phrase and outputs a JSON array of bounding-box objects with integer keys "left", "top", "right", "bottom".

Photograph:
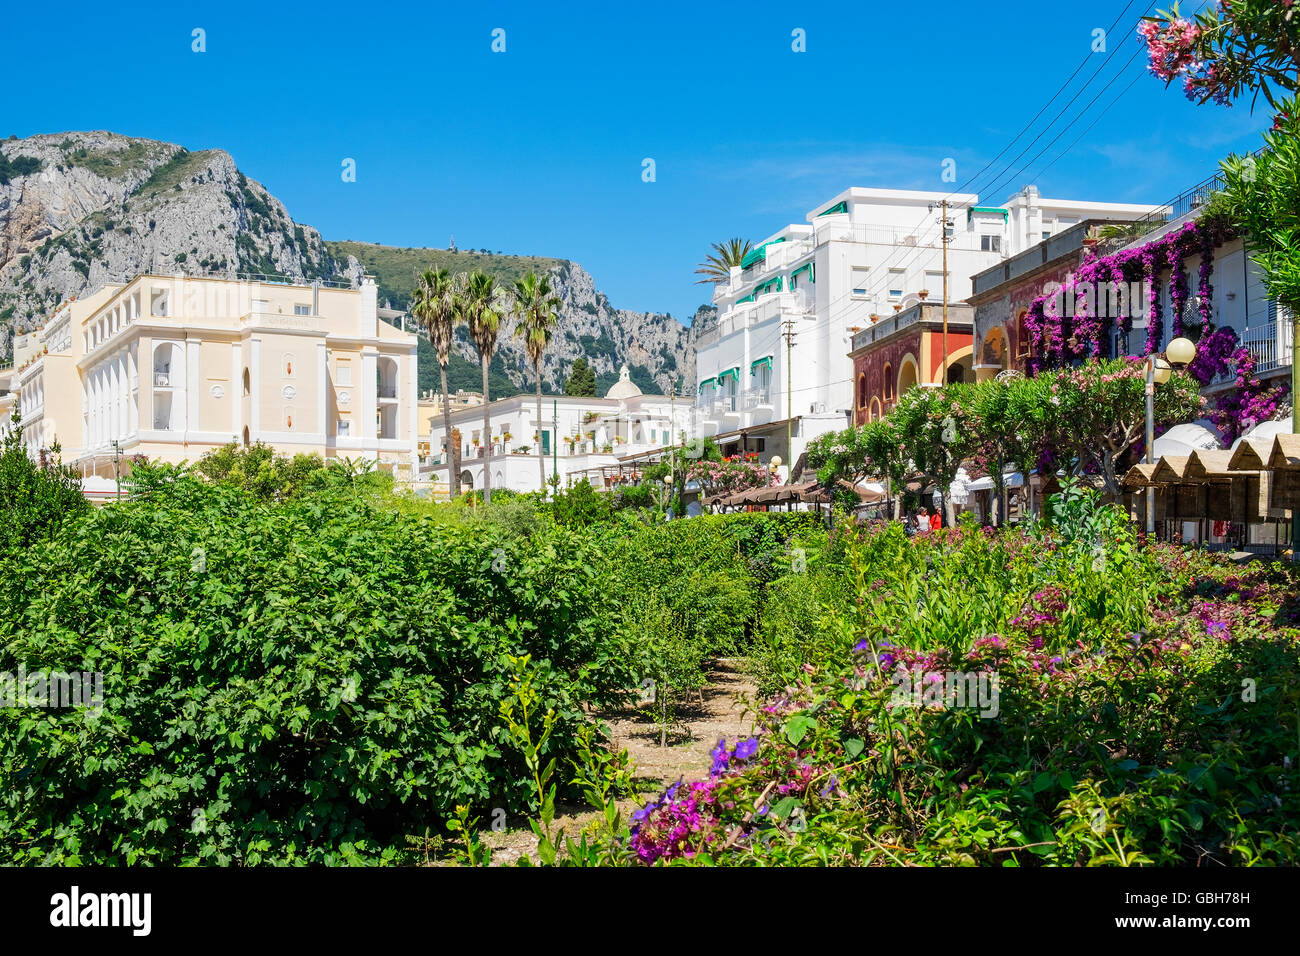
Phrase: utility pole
[
  {"left": 1145, "top": 356, "right": 1156, "bottom": 537},
  {"left": 552, "top": 399, "right": 559, "bottom": 491},
  {"left": 782, "top": 318, "right": 797, "bottom": 473},
  {"left": 931, "top": 199, "right": 953, "bottom": 384}
]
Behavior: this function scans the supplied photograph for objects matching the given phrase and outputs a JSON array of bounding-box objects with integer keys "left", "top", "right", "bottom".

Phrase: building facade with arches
[
  {"left": 6, "top": 273, "right": 419, "bottom": 482},
  {"left": 848, "top": 301, "right": 974, "bottom": 426}
]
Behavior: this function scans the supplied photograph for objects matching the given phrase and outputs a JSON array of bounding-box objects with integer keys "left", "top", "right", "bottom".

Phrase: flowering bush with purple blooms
[{"left": 604, "top": 515, "right": 1300, "bottom": 867}]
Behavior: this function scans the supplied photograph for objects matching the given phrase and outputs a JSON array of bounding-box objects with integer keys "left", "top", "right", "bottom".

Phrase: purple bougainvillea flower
[
  {"left": 710, "top": 738, "right": 730, "bottom": 776},
  {"left": 853, "top": 639, "right": 870, "bottom": 653},
  {"left": 733, "top": 737, "right": 759, "bottom": 761}
]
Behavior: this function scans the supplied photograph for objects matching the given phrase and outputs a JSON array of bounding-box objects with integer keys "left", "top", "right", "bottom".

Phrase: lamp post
[
  {"left": 662, "top": 472, "right": 673, "bottom": 518},
  {"left": 1145, "top": 337, "right": 1196, "bottom": 537},
  {"left": 769, "top": 454, "right": 782, "bottom": 485}
]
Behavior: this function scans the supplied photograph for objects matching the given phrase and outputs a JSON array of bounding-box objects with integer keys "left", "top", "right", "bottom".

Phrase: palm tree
[
  {"left": 512, "top": 271, "right": 562, "bottom": 496},
  {"left": 463, "top": 270, "right": 501, "bottom": 505},
  {"left": 411, "top": 267, "right": 460, "bottom": 497},
  {"left": 694, "top": 238, "right": 753, "bottom": 285}
]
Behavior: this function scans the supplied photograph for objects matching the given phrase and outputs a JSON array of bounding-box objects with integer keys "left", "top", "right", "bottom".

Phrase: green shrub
[
  {"left": 0, "top": 469, "right": 634, "bottom": 864},
  {"left": 0, "top": 408, "right": 88, "bottom": 553}
]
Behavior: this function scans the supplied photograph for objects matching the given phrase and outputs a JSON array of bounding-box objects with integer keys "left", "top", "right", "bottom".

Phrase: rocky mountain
[{"left": 0, "top": 131, "right": 696, "bottom": 396}]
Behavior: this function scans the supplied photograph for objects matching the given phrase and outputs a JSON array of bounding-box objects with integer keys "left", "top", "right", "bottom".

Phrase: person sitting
[
  {"left": 929, "top": 508, "right": 942, "bottom": 532},
  {"left": 916, "top": 507, "right": 929, "bottom": 533}
]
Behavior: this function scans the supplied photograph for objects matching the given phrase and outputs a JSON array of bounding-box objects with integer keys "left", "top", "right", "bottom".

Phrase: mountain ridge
[{"left": 0, "top": 131, "right": 697, "bottom": 396}]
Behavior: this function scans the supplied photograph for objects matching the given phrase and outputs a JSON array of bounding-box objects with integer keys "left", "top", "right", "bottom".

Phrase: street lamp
[
  {"left": 1144, "top": 337, "right": 1197, "bottom": 536},
  {"left": 769, "top": 454, "right": 782, "bottom": 485},
  {"left": 1166, "top": 336, "right": 1197, "bottom": 367},
  {"left": 662, "top": 472, "right": 674, "bottom": 517}
]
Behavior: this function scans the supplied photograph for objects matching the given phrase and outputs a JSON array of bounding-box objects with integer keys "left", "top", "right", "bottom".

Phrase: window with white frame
[
  {"left": 851, "top": 267, "right": 869, "bottom": 297},
  {"left": 888, "top": 269, "right": 905, "bottom": 299},
  {"left": 980, "top": 235, "right": 1002, "bottom": 253}
]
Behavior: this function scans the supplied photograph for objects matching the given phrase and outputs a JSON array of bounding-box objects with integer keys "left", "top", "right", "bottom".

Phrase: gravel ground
[{"left": 475, "top": 659, "right": 758, "bottom": 865}]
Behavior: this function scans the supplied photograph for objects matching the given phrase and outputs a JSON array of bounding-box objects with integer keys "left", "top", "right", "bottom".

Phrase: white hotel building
[
  {"left": 422, "top": 366, "right": 694, "bottom": 494},
  {"left": 695, "top": 185, "right": 1160, "bottom": 470}
]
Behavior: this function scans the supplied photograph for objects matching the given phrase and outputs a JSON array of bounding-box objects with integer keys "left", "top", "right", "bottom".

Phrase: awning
[
  {"left": 967, "top": 206, "right": 1009, "bottom": 223},
  {"left": 754, "top": 277, "right": 783, "bottom": 295},
  {"left": 750, "top": 355, "right": 773, "bottom": 373},
  {"left": 740, "top": 237, "right": 786, "bottom": 269},
  {"left": 790, "top": 262, "right": 814, "bottom": 284},
  {"left": 735, "top": 294, "right": 754, "bottom": 304},
  {"left": 963, "top": 471, "right": 1025, "bottom": 492},
  {"left": 717, "top": 367, "right": 740, "bottom": 383},
  {"left": 817, "top": 200, "right": 848, "bottom": 217},
  {"left": 698, "top": 377, "right": 716, "bottom": 393}
]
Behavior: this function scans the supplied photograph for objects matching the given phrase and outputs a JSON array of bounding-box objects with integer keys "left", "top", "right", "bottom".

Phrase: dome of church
[{"left": 605, "top": 364, "right": 642, "bottom": 400}]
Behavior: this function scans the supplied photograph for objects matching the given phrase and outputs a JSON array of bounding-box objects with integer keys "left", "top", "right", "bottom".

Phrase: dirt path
[{"left": 479, "top": 658, "right": 758, "bottom": 865}]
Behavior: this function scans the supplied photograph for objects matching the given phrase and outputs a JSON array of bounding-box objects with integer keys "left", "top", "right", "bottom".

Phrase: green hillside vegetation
[
  {"left": 136, "top": 148, "right": 219, "bottom": 200},
  {"left": 327, "top": 240, "right": 565, "bottom": 312},
  {"left": 61, "top": 139, "right": 154, "bottom": 180},
  {"left": 0, "top": 151, "right": 42, "bottom": 186}
]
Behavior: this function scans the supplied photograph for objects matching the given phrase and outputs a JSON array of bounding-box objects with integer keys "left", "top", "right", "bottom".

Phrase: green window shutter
[
  {"left": 791, "top": 262, "right": 814, "bottom": 283},
  {"left": 967, "top": 206, "right": 1009, "bottom": 223},
  {"left": 740, "top": 237, "right": 787, "bottom": 269}
]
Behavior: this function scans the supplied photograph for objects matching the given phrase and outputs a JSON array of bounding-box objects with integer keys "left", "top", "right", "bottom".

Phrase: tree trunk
[
  {"left": 440, "top": 363, "right": 458, "bottom": 498},
  {"left": 536, "top": 363, "right": 546, "bottom": 497},
  {"left": 481, "top": 356, "right": 492, "bottom": 506}
]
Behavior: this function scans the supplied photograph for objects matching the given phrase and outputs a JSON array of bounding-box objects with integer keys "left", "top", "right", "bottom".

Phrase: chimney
[{"left": 360, "top": 277, "right": 377, "bottom": 337}]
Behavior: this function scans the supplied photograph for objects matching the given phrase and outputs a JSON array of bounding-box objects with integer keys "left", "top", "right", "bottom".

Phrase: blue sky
[{"left": 6, "top": 0, "right": 1272, "bottom": 322}]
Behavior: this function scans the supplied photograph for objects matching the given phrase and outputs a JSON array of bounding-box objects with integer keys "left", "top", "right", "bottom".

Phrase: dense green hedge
[{"left": 0, "top": 466, "right": 634, "bottom": 864}]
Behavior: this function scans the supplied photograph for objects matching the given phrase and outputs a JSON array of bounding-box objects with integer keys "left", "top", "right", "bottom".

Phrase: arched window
[
  {"left": 377, "top": 357, "right": 398, "bottom": 400},
  {"left": 856, "top": 373, "right": 868, "bottom": 409},
  {"left": 897, "top": 358, "right": 918, "bottom": 397},
  {"left": 1016, "top": 310, "right": 1031, "bottom": 359},
  {"left": 882, "top": 363, "right": 894, "bottom": 402},
  {"left": 242, "top": 367, "right": 251, "bottom": 395},
  {"left": 152, "top": 342, "right": 183, "bottom": 431}
]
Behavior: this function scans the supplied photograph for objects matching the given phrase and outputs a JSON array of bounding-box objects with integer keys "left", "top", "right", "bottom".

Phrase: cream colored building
[{"left": 4, "top": 274, "right": 419, "bottom": 481}]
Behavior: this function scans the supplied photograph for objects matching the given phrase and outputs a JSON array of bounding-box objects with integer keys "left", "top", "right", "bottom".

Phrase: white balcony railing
[
  {"left": 743, "top": 388, "right": 773, "bottom": 409},
  {"left": 699, "top": 292, "right": 813, "bottom": 349},
  {"left": 1240, "top": 315, "right": 1293, "bottom": 374}
]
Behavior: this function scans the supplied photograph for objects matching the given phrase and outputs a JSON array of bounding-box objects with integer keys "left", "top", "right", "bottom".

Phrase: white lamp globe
[
  {"left": 1166, "top": 336, "right": 1197, "bottom": 366},
  {"left": 1152, "top": 357, "right": 1173, "bottom": 385}
]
